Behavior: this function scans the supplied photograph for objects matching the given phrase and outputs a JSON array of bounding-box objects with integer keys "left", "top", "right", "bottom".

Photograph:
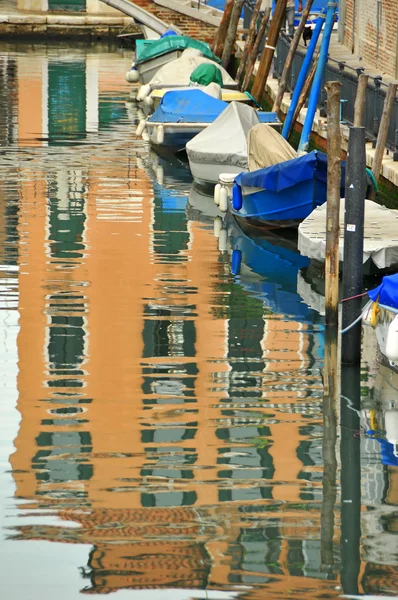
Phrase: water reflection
[{"left": 0, "top": 42, "right": 397, "bottom": 599}]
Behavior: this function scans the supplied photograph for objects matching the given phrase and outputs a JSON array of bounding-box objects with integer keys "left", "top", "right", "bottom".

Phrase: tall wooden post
[
  {"left": 236, "top": 0, "right": 262, "bottom": 85},
  {"left": 241, "top": 7, "right": 271, "bottom": 91},
  {"left": 325, "top": 81, "right": 342, "bottom": 328},
  {"left": 251, "top": 0, "right": 287, "bottom": 104},
  {"left": 221, "top": 0, "right": 244, "bottom": 69},
  {"left": 272, "top": 0, "right": 315, "bottom": 113},
  {"left": 370, "top": 81, "right": 398, "bottom": 197},
  {"left": 212, "top": 0, "right": 234, "bottom": 58},
  {"left": 353, "top": 74, "right": 368, "bottom": 127}
]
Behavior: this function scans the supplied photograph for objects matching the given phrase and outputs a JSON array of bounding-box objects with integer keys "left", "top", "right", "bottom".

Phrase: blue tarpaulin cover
[
  {"left": 235, "top": 151, "right": 320, "bottom": 192},
  {"left": 368, "top": 273, "right": 398, "bottom": 310},
  {"left": 135, "top": 36, "right": 221, "bottom": 65},
  {"left": 235, "top": 150, "right": 344, "bottom": 191},
  {"left": 148, "top": 89, "right": 228, "bottom": 124}
]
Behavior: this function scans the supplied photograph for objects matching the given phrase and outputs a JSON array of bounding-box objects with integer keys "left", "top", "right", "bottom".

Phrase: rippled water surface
[{"left": 0, "top": 42, "right": 397, "bottom": 600}]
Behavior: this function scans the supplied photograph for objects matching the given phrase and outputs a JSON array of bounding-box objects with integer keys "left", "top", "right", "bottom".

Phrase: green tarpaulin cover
[
  {"left": 189, "top": 63, "right": 223, "bottom": 87},
  {"left": 135, "top": 36, "right": 221, "bottom": 65}
]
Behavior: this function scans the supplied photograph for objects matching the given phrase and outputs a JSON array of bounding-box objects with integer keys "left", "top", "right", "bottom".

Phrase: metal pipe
[
  {"left": 298, "top": 1, "right": 337, "bottom": 154},
  {"left": 281, "top": 10, "right": 325, "bottom": 139}
]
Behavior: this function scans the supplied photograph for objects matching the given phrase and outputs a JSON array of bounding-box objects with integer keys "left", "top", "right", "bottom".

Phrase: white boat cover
[
  {"left": 298, "top": 199, "right": 398, "bottom": 270},
  {"left": 186, "top": 102, "right": 261, "bottom": 169},
  {"left": 149, "top": 49, "right": 237, "bottom": 89},
  {"left": 247, "top": 123, "right": 297, "bottom": 171}
]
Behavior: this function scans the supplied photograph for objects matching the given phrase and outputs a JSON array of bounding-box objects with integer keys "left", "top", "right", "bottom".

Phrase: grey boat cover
[
  {"left": 247, "top": 123, "right": 297, "bottom": 171},
  {"left": 186, "top": 102, "right": 261, "bottom": 169},
  {"left": 149, "top": 49, "right": 237, "bottom": 89}
]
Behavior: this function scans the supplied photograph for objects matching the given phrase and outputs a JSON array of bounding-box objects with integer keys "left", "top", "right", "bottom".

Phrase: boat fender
[
  {"left": 214, "top": 216, "right": 222, "bottom": 238},
  {"left": 156, "top": 165, "right": 164, "bottom": 185},
  {"left": 219, "top": 186, "right": 228, "bottom": 213},
  {"left": 142, "top": 130, "right": 150, "bottom": 142},
  {"left": 137, "top": 83, "right": 151, "bottom": 102},
  {"left": 385, "top": 314, "right": 398, "bottom": 366},
  {"left": 144, "top": 95, "right": 153, "bottom": 108},
  {"left": 232, "top": 184, "right": 243, "bottom": 211},
  {"left": 214, "top": 183, "right": 221, "bottom": 206},
  {"left": 218, "top": 227, "right": 228, "bottom": 251},
  {"left": 126, "top": 67, "right": 140, "bottom": 83},
  {"left": 384, "top": 410, "right": 398, "bottom": 457},
  {"left": 371, "top": 298, "right": 380, "bottom": 327},
  {"left": 231, "top": 249, "right": 242, "bottom": 276},
  {"left": 136, "top": 119, "right": 147, "bottom": 138},
  {"left": 156, "top": 125, "right": 165, "bottom": 145}
]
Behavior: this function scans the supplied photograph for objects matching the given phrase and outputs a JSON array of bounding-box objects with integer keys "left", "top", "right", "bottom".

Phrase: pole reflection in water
[
  {"left": 340, "top": 364, "right": 361, "bottom": 595},
  {"left": 321, "top": 327, "right": 338, "bottom": 572}
]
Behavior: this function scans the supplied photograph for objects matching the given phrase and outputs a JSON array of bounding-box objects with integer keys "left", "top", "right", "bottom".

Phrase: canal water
[{"left": 0, "top": 42, "right": 397, "bottom": 600}]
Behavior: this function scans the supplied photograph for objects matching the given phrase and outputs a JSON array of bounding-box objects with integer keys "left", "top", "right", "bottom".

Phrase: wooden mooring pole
[
  {"left": 353, "top": 74, "right": 368, "bottom": 127},
  {"left": 241, "top": 7, "right": 271, "bottom": 92},
  {"left": 250, "top": 0, "right": 287, "bottom": 104},
  {"left": 370, "top": 81, "right": 398, "bottom": 198},
  {"left": 341, "top": 127, "right": 366, "bottom": 365},
  {"left": 325, "top": 81, "right": 342, "bottom": 328},
  {"left": 212, "top": 0, "right": 234, "bottom": 58},
  {"left": 221, "top": 0, "right": 244, "bottom": 69},
  {"left": 272, "top": 0, "right": 315, "bottom": 114},
  {"left": 236, "top": 0, "right": 262, "bottom": 85}
]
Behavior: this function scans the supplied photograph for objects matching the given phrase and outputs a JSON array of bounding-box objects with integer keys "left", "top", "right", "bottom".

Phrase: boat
[
  {"left": 217, "top": 123, "right": 341, "bottom": 228},
  {"left": 186, "top": 102, "right": 281, "bottom": 185},
  {"left": 364, "top": 273, "right": 398, "bottom": 368},
  {"left": 298, "top": 199, "right": 398, "bottom": 274},
  {"left": 127, "top": 34, "right": 221, "bottom": 84},
  {"left": 138, "top": 90, "right": 279, "bottom": 154},
  {"left": 136, "top": 49, "right": 238, "bottom": 102}
]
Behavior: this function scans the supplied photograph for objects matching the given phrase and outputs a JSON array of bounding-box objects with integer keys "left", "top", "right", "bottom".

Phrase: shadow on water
[{"left": 0, "top": 41, "right": 397, "bottom": 600}]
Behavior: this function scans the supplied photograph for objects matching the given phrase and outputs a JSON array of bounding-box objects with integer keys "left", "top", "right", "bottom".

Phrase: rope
[{"left": 339, "top": 300, "right": 372, "bottom": 335}]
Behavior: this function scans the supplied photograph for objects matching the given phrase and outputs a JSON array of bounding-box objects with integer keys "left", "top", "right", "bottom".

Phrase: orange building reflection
[{"left": 3, "top": 45, "right": 394, "bottom": 599}]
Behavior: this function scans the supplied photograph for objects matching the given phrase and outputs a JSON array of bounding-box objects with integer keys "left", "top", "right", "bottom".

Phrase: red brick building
[{"left": 339, "top": 0, "right": 398, "bottom": 78}]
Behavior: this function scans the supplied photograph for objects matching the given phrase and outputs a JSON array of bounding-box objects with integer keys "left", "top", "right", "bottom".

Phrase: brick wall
[
  {"left": 132, "top": 0, "right": 218, "bottom": 43},
  {"left": 343, "top": 0, "right": 398, "bottom": 78}
]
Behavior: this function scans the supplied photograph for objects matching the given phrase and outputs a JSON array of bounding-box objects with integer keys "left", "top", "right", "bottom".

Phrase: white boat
[
  {"left": 136, "top": 49, "right": 238, "bottom": 102},
  {"left": 186, "top": 102, "right": 279, "bottom": 185}
]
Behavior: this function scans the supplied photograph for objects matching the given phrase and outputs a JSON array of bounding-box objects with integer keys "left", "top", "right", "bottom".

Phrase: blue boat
[
  {"left": 142, "top": 89, "right": 280, "bottom": 153},
  {"left": 230, "top": 150, "right": 345, "bottom": 229}
]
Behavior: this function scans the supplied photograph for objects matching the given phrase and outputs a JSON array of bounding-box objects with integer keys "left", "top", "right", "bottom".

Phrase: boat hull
[
  {"left": 137, "top": 50, "right": 183, "bottom": 84},
  {"left": 189, "top": 160, "right": 246, "bottom": 186},
  {"left": 232, "top": 178, "right": 323, "bottom": 226},
  {"left": 147, "top": 124, "right": 206, "bottom": 152}
]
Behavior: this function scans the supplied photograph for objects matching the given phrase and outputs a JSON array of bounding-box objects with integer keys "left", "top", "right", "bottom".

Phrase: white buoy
[
  {"left": 137, "top": 83, "right": 151, "bottom": 102},
  {"left": 126, "top": 68, "right": 140, "bottom": 83},
  {"left": 214, "top": 183, "right": 221, "bottom": 206},
  {"left": 214, "top": 216, "right": 222, "bottom": 238},
  {"left": 144, "top": 95, "right": 153, "bottom": 108},
  {"left": 156, "top": 125, "right": 165, "bottom": 145},
  {"left": 136, "top": 119, "right": 147, "bottom": 138},
  {"left": 142, "top": 130, "right": 150, "bottom": 142},
  {"left": 219, "top": 186, "right": 228, "bottom": 213},
  {"left": 385, "top": 315, "right": 398, "bottom": 366},
  {"left": 218, "top": 227, "right": 228, "bottom": 251},
  {"left": 385, "top": 410, "right": 398, "bottom": 456},
  {"left": 156, "top": 165, "right": 164, "bottom": 185}
]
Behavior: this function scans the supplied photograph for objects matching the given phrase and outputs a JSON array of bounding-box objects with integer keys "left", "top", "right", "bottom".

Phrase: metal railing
[{"left": 273, "top": 33, "right": 398, "bottom": 159}]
